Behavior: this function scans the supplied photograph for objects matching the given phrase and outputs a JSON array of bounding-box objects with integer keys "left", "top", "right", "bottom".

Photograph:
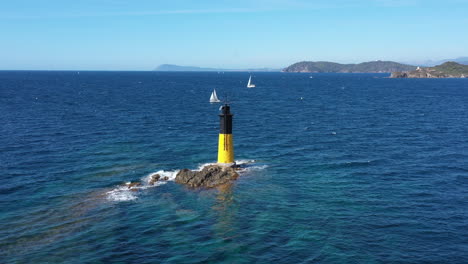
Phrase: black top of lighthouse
[
  {"left": 219, "top": 104, "right": 232, "bottom": 116},
  {"left": 219, "top": 104, "right": 233, "bottom": 134}
]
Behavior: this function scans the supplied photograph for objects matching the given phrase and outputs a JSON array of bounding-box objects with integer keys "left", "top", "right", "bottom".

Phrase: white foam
[
  {"left": 194, "top": 163, "right": 216, "bottom": 171},
  {"left": 235, "top": 160, "right": 268, "bottom": 173},
  {"left": 142, "top": 170, "right": 179, "bottom": 184},
  {"left": 106, "top": 169, "right": 179, "bottom": 202},
  {"left": 244, "top": 164, "right": 269, "bottom": 171},
  {"left": 194, "top": 159, "right": 265, "bottom": 173},
  {"left": 235, "top": 159, "right": 256, "bottom": 165},
  {"left": 106, "top": 186, "right": 138, "bottom": 202}
]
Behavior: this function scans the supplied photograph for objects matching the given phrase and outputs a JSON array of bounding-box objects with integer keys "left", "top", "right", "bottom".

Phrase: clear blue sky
[{"left": 1, "top": 0, "right": 467, "bottom": 70}]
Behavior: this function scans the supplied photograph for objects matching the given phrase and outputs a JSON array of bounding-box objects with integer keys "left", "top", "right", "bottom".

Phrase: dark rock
[
  {"left": 127, "top": 182, "right": 141, "bottom": 189},
  {"left": 162, "top": 176, "right": 169, "bottom": 181},
  {"left": 175, "top": 165, "right": 239, "bottom": 188},
  {"left": 149, "top": 174, "right": 160, "bottom": 185}
]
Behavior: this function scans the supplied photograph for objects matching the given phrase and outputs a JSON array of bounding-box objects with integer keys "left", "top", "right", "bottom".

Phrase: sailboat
[
  {"left": 247, "top": 75, "right": 255, "bottom": 88},
  {"left": 210, "top": 89, "right": 221, "bottom": 103}
]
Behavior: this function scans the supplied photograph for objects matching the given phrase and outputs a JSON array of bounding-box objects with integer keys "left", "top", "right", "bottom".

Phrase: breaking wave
[{"left": 106, "top": 170, "right": 179, "bottom": 202}]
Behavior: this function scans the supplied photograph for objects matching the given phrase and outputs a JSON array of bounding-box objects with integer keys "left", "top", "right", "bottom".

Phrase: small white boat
[
  {"left": 247, "top": 75, "right": 255, "bottom": 88},
  {"left": 210, "top": 89, "right": 221, "bottom": 103}
]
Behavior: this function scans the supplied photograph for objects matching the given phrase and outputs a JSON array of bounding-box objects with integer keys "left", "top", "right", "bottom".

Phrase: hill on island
[
  {"left": 283, "top": 60, "right": 416, "bottom": 73},
  {"left": 391, "top": 62, "right": 468, "bottom": 78},
  {"left": 433, "top": 61, "right": 468, "bottom": 75}
]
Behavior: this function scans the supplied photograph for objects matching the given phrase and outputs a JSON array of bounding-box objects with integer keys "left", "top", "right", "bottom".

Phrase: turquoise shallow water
[{"left": 1, "top": 71, "right": 468, "bottom": 263}]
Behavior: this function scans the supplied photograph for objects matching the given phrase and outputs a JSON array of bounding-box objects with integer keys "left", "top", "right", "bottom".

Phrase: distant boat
[
  {"left": 210, "top": 89, "right": 221, "bottom": 103},
  {"left": 247, "top": 75, "right": 255, "bottom": 88}
]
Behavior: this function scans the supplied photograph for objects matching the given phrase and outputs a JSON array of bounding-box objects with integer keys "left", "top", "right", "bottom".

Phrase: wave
[
  {"left": 106, "top": 170, "right": 179, "bottom": 202},
  {"left": 236, "top": 159, "right": 268, "bottom": 171},
  {"left": 106, "top": 185, "right": 139, "bottom": 202},
  {"left": 106, "top": 159, "right": 266, "bottom": 202}
]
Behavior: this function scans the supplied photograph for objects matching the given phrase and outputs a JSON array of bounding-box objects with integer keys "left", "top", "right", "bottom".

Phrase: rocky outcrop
[
  {"left": 390, "top": 72, "right": 408, "bottom": 78},
  {"left": 391, "top": 69, "right": 453, "bottom": 78},
  {"left": 390, "top": 62, "right": 468, "bottom": 78},
  {"left": 175, "top": 165, "right": 239, "bottom": 188}
]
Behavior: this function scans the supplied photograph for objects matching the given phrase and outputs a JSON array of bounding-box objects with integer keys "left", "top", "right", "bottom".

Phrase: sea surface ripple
[{"left": 1, "top": 71, "right": 468, "bottom": 263}]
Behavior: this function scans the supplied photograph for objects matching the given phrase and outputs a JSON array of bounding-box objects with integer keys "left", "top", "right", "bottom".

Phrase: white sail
[
  {"left": 210, "top": 89, "right": 221, "bottom": 103},
  {"left": 247, "top": 75, "right": 255, "bottom": 88}
]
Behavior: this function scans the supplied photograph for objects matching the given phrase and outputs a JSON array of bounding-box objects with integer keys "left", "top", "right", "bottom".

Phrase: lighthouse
[{"left": 217, "top": 104, "right": 235, "bottom": 166}]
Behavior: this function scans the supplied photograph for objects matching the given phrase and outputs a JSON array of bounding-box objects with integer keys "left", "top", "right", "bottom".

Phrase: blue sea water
[{"left": 1, "top": 71, "right": 468, "bottom": 263}]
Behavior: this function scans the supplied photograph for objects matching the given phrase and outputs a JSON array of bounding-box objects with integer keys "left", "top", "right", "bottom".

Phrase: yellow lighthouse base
[{"left": 217, "top": 133, "right": 234, "bottom": 165}]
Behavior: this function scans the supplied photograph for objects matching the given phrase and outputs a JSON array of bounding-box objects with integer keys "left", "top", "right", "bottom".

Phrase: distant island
[
  {"left": 390, "top": 62, "right": 468, "bottom": 78},
  {"left": 154, "top": 60, "right": 468, "bottom": 75},
  {"left": 154, "top": 64, "right": 280, "bottom": 72},
  {"left": 282, "top": 60, "right": 416, "bottom": 73}
]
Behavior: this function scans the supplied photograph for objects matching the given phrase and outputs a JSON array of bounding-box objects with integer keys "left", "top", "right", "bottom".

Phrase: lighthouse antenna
[{"left": 223, "top": 92, "right": 235, "bottom": 105}]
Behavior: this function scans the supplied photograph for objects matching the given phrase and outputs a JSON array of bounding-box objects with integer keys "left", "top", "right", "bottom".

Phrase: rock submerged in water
[
  {"left": 127, "top": 182, "right": 141, "bottom": 189},
  {"left": 148, "top": 174, "right": 170, "bottom": 185},
  {"left": 149, "top": 174, "right": 160, "bottom": 185},
  {"left": 125, "top": 181, "right": 142, "bottom": 192},
  {"left": 175, "top": 165, "right": 239, "bottom": 188}
]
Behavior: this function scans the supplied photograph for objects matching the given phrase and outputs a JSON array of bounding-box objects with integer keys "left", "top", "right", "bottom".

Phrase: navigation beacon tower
[{"left": 217, "top": 104, "right": 235, "bottom": 166}]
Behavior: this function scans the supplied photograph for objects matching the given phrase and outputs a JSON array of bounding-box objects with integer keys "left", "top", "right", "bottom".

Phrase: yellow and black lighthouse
[{"left": 217, "top": 104, "right": 235, "bottom": 166}]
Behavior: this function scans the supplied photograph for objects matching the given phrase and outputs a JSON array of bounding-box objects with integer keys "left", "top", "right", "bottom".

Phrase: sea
[{"left": 1, "top": 71, "right": 468, "bottom": 263}]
